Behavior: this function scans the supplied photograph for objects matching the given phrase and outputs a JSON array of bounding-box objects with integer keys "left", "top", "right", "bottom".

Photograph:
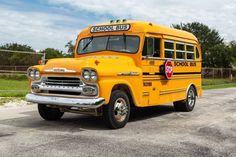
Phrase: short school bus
[{"left": 26, "top": 20, "right": 202, "bottom": 129}]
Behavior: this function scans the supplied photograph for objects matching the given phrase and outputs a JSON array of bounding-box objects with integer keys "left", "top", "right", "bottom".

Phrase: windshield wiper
[
  {"left": 105, "top": 35, "right": 110, "bottom": 50},
  {"left": 82, "top": 36, "right": 93, "bottom": 51}
]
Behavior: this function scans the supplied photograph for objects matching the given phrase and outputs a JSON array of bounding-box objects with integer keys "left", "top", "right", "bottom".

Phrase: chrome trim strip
[
  {"left": 37, "top": 85, "right": 83, "bottom": 93},
  {"left": 44, "top": 68, "right": 76, "bottom": 73},
  {"left": 26, "top": 94, "right": 105, "bottom": 109},
  {"left": 35, "top": 93, "right": 98, "bottom": 99},
  {"left": 117, "top": 71, "right": 140, "bottom": 76}
]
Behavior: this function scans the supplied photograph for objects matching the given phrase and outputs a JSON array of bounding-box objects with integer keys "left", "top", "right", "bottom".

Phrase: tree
[
  {"left": 172, "top": 22, "right": 226, "bottom": 67},
  {"left": 228, "top": 41, "right": 236, "bottom": 66},
  {"left": 65, "top": 41, "right": 75, "bottom": 58},
  {"left": 40, "top": 48, "right": 64, "bottom": 60},
  {"left": 0, "top": 43, "right": 39, "bottom": 66},
  {"left": 207, "top": 44, "right": 233, "bottom": 68}
]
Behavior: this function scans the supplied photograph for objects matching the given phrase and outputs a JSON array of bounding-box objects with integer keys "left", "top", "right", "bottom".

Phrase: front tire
[
  {"left": 103, "top": 90, "right": 130, "bottom": 129},
  {"left": 174, "top": 86, "right": 196, "bottom": 112},
  {"left": 38, "top": 104, "right": 64, "bottom": 121}
]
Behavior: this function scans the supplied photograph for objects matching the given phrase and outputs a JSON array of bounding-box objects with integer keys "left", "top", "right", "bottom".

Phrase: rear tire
[
  {"left": 103, "top": 90, "right": 130, "bottom": 129},
  {"left": 174, "top": 86, "right": 196, "bottom": 112},
  {"left": 38, "top": 104, "right": 64, "bottom": 121}
]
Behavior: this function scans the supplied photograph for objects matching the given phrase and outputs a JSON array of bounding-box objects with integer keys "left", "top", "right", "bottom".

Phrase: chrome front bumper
[{"left": 25, "top": 94, "right": 105, "bottom": 109}]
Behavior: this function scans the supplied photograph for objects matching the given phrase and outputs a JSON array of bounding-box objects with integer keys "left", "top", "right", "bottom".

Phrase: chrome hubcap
[
  {"left": 188, "top": 90, "right": 195, "bottom": 107},
  {"left": 113, "top": 98, "right": 128, "bottom": 122}
]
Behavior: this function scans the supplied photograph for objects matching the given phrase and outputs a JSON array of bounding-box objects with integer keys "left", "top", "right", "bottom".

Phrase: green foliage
[
  {"left": 228, "top": 41, "right": 236, "bottom": 66},
  {"left": 0, "top": 43, "right": 40, "bottom": 66},
  {"left": 207, "top": 44, "right": 233, "bottom": 68},
  {"left": 64, "top": 40, "right": 75, "bottom": 58},
  {"left": 172, "top": 22, "right": 232, "bottom": 67},
  {"left": 40, "top": 48, "right": 64, "bottom": 60}
]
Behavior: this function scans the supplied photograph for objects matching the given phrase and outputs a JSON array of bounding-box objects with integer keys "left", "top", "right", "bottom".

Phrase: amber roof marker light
[
  {"left": 110, "top": 19, "right": 127, "bottom": 23},
  {"left": 116, "top": 19, "right": 121, "bottom": 23},
  {"left": 110, "top": 20, "right": 114, "bottom": 23}
]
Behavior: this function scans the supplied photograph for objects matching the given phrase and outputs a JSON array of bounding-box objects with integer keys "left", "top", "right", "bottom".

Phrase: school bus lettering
[
  {"left": 190, "top": 62, "right": 197, "bottom": 66},
  {"left": 174, "top": 61, "right": 188, "bottom": 66},
  {"left": 26, "top": 20, "right": 202, "bottom": 129},
  {"left": 174, "top": 61, "right": 197, "bottom": 67},
  {"left": 91, "top": 24, "right": 130, "bottom": 33}
]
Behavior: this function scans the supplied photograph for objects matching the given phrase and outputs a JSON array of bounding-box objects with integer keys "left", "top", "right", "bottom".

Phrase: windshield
[{"left": 77, "top": 35, "right": 140, "bottom": 54}]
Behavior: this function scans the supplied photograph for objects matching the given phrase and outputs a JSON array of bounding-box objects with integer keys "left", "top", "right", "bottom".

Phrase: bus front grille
[{"left": 44, "top": 77, "right": 82, "bottom": 87}]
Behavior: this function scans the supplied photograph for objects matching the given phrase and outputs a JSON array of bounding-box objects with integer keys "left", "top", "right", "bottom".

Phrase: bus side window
[
  {"left": 142, "top": 37, "right": 154, "bottom": 57},
  {"left": 154, "top": 38, "right": 161, "bottom": 57},
  {"left": 164, "top": 41, "right": 174, "bottom": 59},
  {"left": 196, "top": 47, "right": 200, "bottom": 59},
  {"left": 186, "top": 45, "right": 194, "bottom": 60},
  {"left": 176, "top": 43, "right": 185, "bottom": 59}
]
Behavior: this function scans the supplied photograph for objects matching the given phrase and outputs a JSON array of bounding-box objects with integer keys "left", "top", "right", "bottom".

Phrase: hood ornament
[{"left": 45, "top": 68, "right": 76, "bottom": 73}]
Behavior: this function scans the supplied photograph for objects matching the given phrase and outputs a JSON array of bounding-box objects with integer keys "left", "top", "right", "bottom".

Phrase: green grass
[
  {"left": 203, "top": 83, "right": 236, "bottom": 90},
  {"left": 0, "top": 74, "right": 27, "bottom": 80},
  {"left": 202, "top": 78, "right": 234, "bottom": 86},
  {"left": 0, "top": 78, "right": 28, "bottom": 97},
  {"left": 202, "top": 78, "right": 236, "bottom": 90}
]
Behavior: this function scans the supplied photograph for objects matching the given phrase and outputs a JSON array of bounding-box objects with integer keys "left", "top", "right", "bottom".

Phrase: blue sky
[{"left": 0, "top": 0, "right": 235, "bottom": 52}]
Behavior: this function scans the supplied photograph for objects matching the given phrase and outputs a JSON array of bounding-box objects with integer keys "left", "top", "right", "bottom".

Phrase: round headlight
[
  {"left": 27, "top": 68, "right": 41, "bottom": 80},
  {"left": 29, "top": 70, "right": 35, "bottom": 78},
  {"left": 82, "top": 69, "right": 98, "bottom": 82},
  {"left": 83, "top": 70, "right": 90, "bottom": 81},
  {"left": 35, "top": 71, "right": 40, "bottom": 79},
  {"left": 90, "top": 71, "right": 97, "bottom": 81}
]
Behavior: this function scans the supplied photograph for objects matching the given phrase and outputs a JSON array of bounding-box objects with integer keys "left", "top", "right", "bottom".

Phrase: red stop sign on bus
[{"left": 165, "top": 60, "right": 173, "bottom": 79}]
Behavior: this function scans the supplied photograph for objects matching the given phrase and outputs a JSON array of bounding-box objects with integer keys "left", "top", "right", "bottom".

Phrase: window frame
[
  {"left": 153, "top": 38, "right": 161, "bottom": 58},
  {"left": 175, "top": 42, "right": 185, "bottom": 60},
  {"left": 142, "top": 37, "right": 162, "bottom": 58},
  {"left": 186, "top": 44, "right": 195, "bottom": 60},
  {"left": 164, "top": 40, "right": 175, "bottom": 59},
  {"left": 77, "top": 35, "right": 140, "bottom": 55},
  {"left": 146, "top": 37, "right": 155, "bottom": 57}
]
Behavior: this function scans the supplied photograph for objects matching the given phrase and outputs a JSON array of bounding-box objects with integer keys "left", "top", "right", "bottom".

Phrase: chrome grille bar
[{"left": 44, "top": 77, "right": 82, "bottom": 87}]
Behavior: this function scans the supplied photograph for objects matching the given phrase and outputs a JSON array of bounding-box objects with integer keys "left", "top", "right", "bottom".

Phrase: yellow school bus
[{"left": 26, "top": 20, "right": 202, "bottom": 129}]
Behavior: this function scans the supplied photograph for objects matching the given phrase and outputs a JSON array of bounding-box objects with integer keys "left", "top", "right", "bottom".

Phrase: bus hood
[{"left": 42, "top": 56, "right": 140, "bottom": 76}]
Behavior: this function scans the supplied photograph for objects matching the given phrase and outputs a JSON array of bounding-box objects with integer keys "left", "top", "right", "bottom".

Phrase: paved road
[{"left": 0, "top": 88, "right": 236, "bottom": 157}]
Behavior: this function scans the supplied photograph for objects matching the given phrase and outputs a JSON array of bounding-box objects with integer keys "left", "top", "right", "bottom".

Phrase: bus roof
[{"left": 79, "top": 20, "right": 198, "bottom": 42}]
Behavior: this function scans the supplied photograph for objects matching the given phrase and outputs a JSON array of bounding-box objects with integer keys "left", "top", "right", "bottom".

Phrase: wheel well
[
  {"left": 190, "top": 84, "right": 198, "bottom": 96},
  {"left": 112, "top": 84, "right": 135, "bottom": 107}
]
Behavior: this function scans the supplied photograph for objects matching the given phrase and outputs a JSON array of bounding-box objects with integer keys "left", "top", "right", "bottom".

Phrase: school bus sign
[
  {"left": 26, "top": 20, "right": 202, "bottom": 129},
  {"left": 91, "top": 24, "right": 130, "bottom": 33}
]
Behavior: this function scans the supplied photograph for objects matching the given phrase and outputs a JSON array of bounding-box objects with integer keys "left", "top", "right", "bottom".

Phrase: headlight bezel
[
  {"left": 81, "top": 68, "right": 98, "bottom": 83},
  {"left": 27, "top": 68, "right": 41, "bottom": 80}
]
